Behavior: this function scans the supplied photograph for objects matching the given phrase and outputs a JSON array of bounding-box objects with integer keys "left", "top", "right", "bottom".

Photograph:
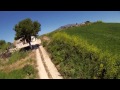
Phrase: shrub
[
  {"left": 96, "top": 20, "right": 103, "bottom": 23},
  {"left": 23, "top": 65, "right": 35, "bottom": 75},
  {"left": 42, "top": 41, "right": 48, "bottom": 47}
]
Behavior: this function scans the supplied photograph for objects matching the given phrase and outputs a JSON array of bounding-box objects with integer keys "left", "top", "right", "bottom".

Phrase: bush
[
  {"left": 23, "top": 65, "right": 35, "bottom": 75},
  {"left": 96, "top": 20, "right": 103, "bottom": 23},
  {"left": 42, "top": 41, "right": 48, "bottom": 47}
]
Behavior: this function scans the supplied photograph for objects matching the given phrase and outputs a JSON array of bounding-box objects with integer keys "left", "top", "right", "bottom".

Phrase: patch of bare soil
[{"left": 42, "top": 36, "right": 50, "bottom": 41}]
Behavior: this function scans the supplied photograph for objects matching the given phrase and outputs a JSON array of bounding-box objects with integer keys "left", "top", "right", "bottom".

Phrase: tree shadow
[{"left": 19, "top": 44, "right": 40, "bottom": 52}]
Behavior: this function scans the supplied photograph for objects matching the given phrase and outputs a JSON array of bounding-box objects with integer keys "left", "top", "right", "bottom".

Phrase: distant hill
[{"left": 57, "top": 22, "right": 86, "bottom": 30}]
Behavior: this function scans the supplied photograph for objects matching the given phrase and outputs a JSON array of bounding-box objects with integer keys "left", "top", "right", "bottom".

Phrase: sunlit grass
[
  {"left": 0, "top": 65, "right": 37, "bottom": 79},
  {"left": 0, "top": 50, "right": 38, "bottom": 79}
]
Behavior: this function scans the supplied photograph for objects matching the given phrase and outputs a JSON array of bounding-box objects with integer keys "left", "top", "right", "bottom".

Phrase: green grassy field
[
  {"left": 42, "top": 22, "right": 120, "bottom": 79},
  {"left": 62, "top": 22, "right": 120, "bottom": 56}
]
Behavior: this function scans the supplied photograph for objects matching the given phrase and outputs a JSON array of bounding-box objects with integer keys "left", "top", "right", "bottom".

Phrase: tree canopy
[
  {"left": 13, "top": 18, "right": 41, "bottom": 49},
  {"left": 85, "top": 21, "right": 91, "bottom": 24},
  {"left": 0, "top": 40, "right": 12, "bottom": 52},
  {"left": 0, "top": 40, "right": 6, "bottom": 46}
]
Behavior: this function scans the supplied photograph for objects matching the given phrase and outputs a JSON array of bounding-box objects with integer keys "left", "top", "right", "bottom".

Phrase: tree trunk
[{"left": 28, "top": 41, "right": 32, "bottom": 49}]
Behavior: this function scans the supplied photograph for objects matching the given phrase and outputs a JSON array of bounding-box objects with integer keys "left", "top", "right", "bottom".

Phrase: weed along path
[{"left": 35, "top": 39, "right": 63, "bottom": 79}]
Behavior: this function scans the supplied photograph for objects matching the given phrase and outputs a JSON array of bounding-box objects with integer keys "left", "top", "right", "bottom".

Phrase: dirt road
[
  {"left": 36, "top": 48, "right": 49, "bottom": 79},
  {"left": 35, "top": 39, "right": 63, "bottom": 79}
]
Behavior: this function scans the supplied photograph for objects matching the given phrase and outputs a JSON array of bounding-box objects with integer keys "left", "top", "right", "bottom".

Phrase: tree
[
  {"left": 85, "top": 21, "right": 91, "bottom": 24},
  {"left": 0, "top": 40, "right": 6, "bottom": 46},
  {"left": 96, "top": 20, "right": 103, "bottom": 23},
  {"left": 0, "top": 40, "right": 10, "bottom": 52},
  {"left": 0, "top": 40, "right": 6, "bottom": 51},
  {"left": 13, "top": 18, "right": 41, "bottom": 49}
]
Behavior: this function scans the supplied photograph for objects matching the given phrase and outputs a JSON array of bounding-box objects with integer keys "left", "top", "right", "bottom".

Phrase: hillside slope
[
  {"left": 40, "top": 22, "right": 120, "bottom": 79},
  {"left": 0, "top": 50, "right": 38, "bottom": 79}
]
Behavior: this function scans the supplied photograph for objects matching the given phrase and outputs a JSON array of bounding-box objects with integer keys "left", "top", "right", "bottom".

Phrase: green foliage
[
  {"left": 0, "top": 69, "right": 25, "bottom": 79},
  {"left": 23, "top": 65, "right": 35, "bottom": 75},
  {"left": 0, "top": 40, "right": 6, "bottom": 46},
  {"left": 0, "top": 40, "right": 11, "bottom": 53},
  {"left": 63, "top": 23, "right": 120, "bottom": 56},
  {"left": 47, "top": 31, "right": 120, "bottom": 79},
  {"left": 96, "top": 20, "right": 103, "bottom": 23},
  {"left": 13, "top": 18, "right": 41, "bottom": 48},
  {"left": 0, "top": 65, "right": 37, "bottom": 79},
  {"left": 85, "top": 21, "right": 91, "bottom": 24},
  {"left": 8, "top": 51, "right": 28, "bottom": 64},
  {"left": 42, "top": 41, "right": 48, "bottom": 47}
]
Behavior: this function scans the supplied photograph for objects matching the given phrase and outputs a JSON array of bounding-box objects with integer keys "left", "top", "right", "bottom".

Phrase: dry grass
[{"left": 0, "top": 50, "right": 38, "bottom": 74}]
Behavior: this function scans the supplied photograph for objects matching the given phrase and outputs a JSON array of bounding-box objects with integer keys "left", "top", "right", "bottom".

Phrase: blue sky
[{"left": 0, "top": 11, "right": 120, "bottom": 42}]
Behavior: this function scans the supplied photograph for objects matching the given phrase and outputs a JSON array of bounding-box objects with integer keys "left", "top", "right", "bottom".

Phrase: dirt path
[
  {"left": 36, "top": 48, "right": 49, "bottom": 79},
  {"left": 35, "top": 39, "right": 63, "bottom": 79}
]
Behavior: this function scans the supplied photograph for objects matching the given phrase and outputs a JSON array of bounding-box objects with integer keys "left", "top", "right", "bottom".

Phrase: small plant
[
  {"left": 23, "top": 65, "right": 35, "bottom": 75},
  {"left": 42, "top": 41, "right": 47, "bottom": 47}
]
